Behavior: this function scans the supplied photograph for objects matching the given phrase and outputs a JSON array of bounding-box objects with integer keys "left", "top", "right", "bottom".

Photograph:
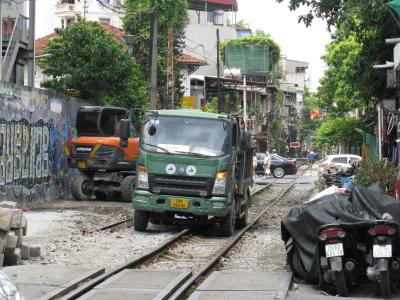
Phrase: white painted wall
[
  {"left": 185, "top": 10, "right": 236, "bottom": 77},
  {"left": 35, "top": 0, "right": 123, "bottom": 39},
  {"left": 281, "top": 57, "right": 309, "bottom": 90},
  {"left": 2, "top": 1, "right": 25, "bottom": 18}
]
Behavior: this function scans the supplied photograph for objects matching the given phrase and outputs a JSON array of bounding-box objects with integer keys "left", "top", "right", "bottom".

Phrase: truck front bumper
[{"left": 133, "top": 190, "right": 230, "bottom": 217}]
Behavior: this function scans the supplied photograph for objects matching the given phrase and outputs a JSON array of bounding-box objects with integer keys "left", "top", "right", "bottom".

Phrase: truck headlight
[
  {"left": 212, "top": 171, "right": 227, "bottom": 195},
  {"left": 138, "top": 166, "right": 149, "bottom": 189}
]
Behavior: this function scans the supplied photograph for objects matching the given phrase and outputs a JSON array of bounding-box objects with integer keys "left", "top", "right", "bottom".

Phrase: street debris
[{"left": 0, "top": 201, "right": 41, "bottom": 267}]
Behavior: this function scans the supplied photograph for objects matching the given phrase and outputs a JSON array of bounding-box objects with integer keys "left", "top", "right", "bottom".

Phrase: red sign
[{"left": 290, "top": 142, "right": 301, "bottom": 148}]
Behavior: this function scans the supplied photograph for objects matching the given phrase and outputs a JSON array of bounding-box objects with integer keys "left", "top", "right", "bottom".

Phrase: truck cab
[{"left": 128, "top": 110, "right": 254, "bottom": 237}]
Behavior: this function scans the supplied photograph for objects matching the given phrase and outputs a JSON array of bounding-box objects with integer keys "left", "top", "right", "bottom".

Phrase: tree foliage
[
  {"left": 277, "top": 0, "right": 400, "bottom": 122},
  {"left": 123, "top": 0, "right": 188, "bottom": 106},
  {"left": 39, "top": 19, "right": 147, "bottom": 108},
  {"left": 300, "top": 87, "right": 322, "bottom": 144},
  {"left": 315, "top": 117, "right": 364, "bottom": 151},
  {"left": 318, "top": 34, "right": 362, "bottom": 116}
]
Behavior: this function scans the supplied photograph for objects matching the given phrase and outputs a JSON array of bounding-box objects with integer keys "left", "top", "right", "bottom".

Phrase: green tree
[
  {"left": 318, "top": 34, "right": 362, "bottom": 116},
  {"left": 277, "top": 0, "right": 400, "bottom": 122},
  {"left": 123, "top": 0, "right": 188, "bottom": 106},
  {"left": 39, "top": 20, "right": 147, "bottom": 108},
  {"left": 315, "top": 117, "right": 364, "bottom": 152},
  {"left": 299, "top": 87, "right": 321, "bottom": 147}
]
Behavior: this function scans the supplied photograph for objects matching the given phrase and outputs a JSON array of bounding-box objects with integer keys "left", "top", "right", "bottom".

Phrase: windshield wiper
[
  {"left": 142, "top": 143, "right": 172, "bottom": 154},
  {"left": 174, "top": 151, "right": 212, "bottom": 158}
]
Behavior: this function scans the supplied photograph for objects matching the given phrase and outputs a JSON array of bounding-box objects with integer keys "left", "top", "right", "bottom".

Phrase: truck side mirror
[{"left": 119, "top": 119, "right": 130, "bottom": 148}]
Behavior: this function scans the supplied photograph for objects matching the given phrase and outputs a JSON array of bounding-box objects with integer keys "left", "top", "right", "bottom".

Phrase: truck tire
[
  {"left": 134, "top": 210, "right": 149, "bottom": 232},
  {"left": 236, "top": 190, "right": 249, "bottom": 229},
  {"left": 121, "top": 176, "right": 135, "bottom": 203},
  {"left": 220, "top": 206, "right": 236, "bottom": 237},
  {"left": 71, "top": 174, "right": 92, "bottom": 201}
]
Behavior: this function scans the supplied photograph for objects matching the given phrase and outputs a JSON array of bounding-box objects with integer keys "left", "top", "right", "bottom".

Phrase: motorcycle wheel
[
  {"left": 334, "top": 270, "right": 348, "bottom": 297},
  {"left": 379, "top": 270, "right": 391, "bottom": 299},
  {"left": 290, "top": 248, "right": 314, "bottom": 282}
]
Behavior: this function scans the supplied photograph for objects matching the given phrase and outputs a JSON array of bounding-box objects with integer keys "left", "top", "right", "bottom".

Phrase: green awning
[{"left": 387, "top": 0, "right": 400, "bottom": 18}]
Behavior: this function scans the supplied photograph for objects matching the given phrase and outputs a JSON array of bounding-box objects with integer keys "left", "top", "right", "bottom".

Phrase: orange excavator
[{"left": 70, "top": 106, "right": 139, "bottom": 202}]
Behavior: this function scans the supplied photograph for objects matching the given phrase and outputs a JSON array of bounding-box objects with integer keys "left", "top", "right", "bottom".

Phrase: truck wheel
[
  {"left": 273, "top": 167, "right": 286, "bottom": 178},
  {"left": 220, "top": 206, "right": 236, "bottom": 237},
  {"left": 134, "top": 210, "right": 149, "bottom": 232},
  {"left": 121, "top": 176, "right": 135, "bottom": 203},
  {"left": 236, "top": 190, "right": 249, "bottom": 229},
  {"left": 71, "top": 174, "right": 92, "bottom": 201}
]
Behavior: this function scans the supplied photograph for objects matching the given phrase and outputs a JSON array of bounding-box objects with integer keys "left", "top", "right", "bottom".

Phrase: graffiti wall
[{"left": 0, "top": 82, "right": 87, "bottom": 204}]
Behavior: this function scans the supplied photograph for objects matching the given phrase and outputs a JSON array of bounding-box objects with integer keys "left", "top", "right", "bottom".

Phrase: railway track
[{"left": 49, "top": 180, "right": 293, "bottom": 300}]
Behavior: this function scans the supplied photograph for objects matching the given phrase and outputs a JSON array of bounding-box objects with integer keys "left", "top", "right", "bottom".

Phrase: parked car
[
  {"left": 318, "top": 154, "right": 361, "bottom": 176},
  {"left": 256, "top": 153, "right": 297, "bottom": 178}
]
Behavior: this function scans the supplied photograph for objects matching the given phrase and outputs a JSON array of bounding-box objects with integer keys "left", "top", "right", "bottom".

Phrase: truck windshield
[{"left": 141, "top": 116, "right": 229, "bottom": 157}]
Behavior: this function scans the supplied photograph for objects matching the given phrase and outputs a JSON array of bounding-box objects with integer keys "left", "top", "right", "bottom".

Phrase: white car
[{"left": 318, "top": 154, "right": 361, "bottom": 175}]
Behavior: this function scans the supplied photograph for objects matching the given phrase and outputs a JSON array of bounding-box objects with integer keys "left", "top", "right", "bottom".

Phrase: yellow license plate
[
  {"left": 170, "top": 198, "right": 189, "bottom": 209},
  {"left": 78, "top": 161, "right": 87, "bottom": 169}
]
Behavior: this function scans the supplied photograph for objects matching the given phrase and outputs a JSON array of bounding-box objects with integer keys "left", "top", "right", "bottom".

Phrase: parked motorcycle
[
  {"left": 322, "top": 164, "right": 355, "bottom": 190},
  {"left": 318, "top": 224, "right": 366, "bottom": 297},
  {"left": 365, "top": 220, "right": 400, "bottom": 299}
]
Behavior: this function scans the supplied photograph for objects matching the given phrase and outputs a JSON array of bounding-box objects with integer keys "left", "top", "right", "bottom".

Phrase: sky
[{"left": 237, "top": 0, "right": 332, "bottom": 91}]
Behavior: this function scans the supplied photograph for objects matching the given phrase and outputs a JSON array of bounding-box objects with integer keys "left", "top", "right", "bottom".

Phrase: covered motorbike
[{"left": 282, "top": 183, "right": 400, "bottom": 297}]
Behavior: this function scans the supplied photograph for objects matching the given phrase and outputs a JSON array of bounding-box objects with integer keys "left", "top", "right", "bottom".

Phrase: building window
[
  {"left": 66, "top": 18, "right": 74, "bottom": 26},
  {"left": 99, "top": 18, "right": 111, "bottom": 25},
  {"left": 61, "top": 19, "right": 65, "bottom": 28},
  {"left": 207, "top": 10, "right": 224, "bottom": 25},
  {"left": 296, "top": 67, "right": 307, "bottom": 74}
]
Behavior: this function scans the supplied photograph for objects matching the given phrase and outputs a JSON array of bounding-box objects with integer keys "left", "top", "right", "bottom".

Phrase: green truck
[{"left": 119, "top": 109, "right": 254, "bottom": 237}]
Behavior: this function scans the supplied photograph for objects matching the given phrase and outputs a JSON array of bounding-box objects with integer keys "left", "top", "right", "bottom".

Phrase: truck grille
[
  {"left": 148, "top": 174, "right": 215, "bottom": 197},
  {"left": 96, "top": 146, "right": 116, "bottom": 157}
]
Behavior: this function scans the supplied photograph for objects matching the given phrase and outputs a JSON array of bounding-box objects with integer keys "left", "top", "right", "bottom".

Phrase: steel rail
[
  {"left": 169, "top": 180, "right": 296, "bottom": 300},
  {"left": 53, "top": 181, "right": 277, "bottom": 300}
]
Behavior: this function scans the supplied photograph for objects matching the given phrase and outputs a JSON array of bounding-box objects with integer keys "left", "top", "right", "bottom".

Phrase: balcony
[{"left": 56, "top": 1, "right": 76, "bottom": 18}]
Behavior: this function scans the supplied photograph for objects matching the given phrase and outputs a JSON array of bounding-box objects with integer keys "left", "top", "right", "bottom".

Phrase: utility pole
[
  {"left": 216, "top": 29, "right": 221, "bottom": 113},
  {"left": 167, "top": 27, "right": 174, "bottom": 109},
  {"left": 28, "top": 0, "right": 36, "bottom": 87},
  {"left": 149, "top": 0, "right": 158, "bottom": 110}
]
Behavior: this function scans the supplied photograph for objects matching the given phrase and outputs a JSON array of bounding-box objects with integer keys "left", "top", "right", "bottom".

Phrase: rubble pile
[{"left": 0, "top": 201, "right": 40, "bottom": 266}]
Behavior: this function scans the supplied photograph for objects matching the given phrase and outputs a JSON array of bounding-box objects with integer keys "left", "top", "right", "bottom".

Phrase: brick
[
  {"left": 0, "top": 201, "right": 17, "bottom": 209},
  {"left": 29, "top": 246, "right": 41, "bottom": 258},
  {"left": 0, "top": 254, "right": 4, "bottom": 267},
  {"left": 20, "top": 244, "right": 30, "bottom": 260},
  {"left": 11, "top": 210, "right": 24, "bottom": 229},
  {"left": 5, "top": 234, "right": 18, "bottom": 249},
  {"left": 0, "top": 209, "right": 13, "bottom": 232},
  {"left": 4, "top": 248, "right": 21, "bottom": 266}
]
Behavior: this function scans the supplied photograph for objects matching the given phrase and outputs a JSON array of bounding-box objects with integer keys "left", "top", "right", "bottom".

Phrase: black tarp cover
[{"left": 281, "top": 183, "right": 400, "bottom": 282}]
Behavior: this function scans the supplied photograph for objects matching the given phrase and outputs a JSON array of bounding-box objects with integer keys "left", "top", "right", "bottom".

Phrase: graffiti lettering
[{"left": 0, "top": 119, "right": 50, "bottom": 190}]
